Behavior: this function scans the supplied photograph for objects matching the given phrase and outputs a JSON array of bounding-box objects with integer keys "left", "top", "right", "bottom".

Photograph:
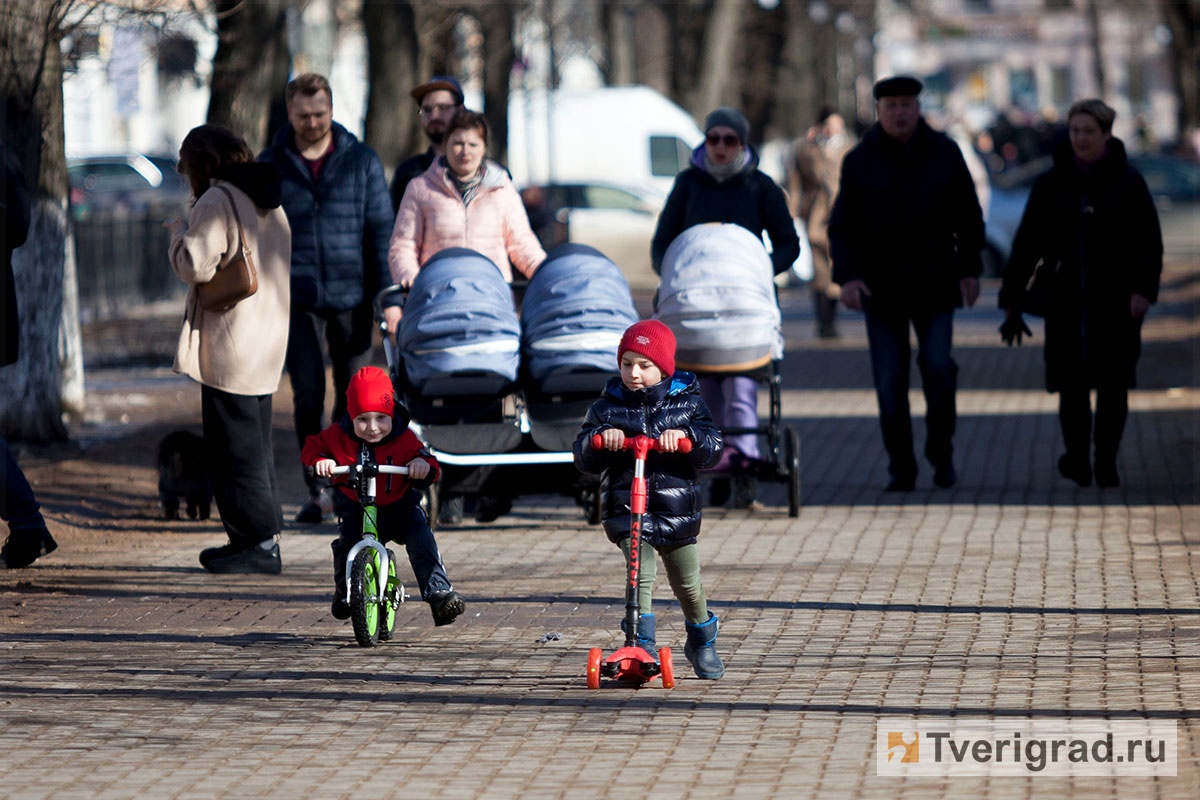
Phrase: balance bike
[
  {"left": 330, "top": 462, "right": 409, "bottom": 647},
  {"left": 586, "top": 433, "right": 692, "bottom": 689}
]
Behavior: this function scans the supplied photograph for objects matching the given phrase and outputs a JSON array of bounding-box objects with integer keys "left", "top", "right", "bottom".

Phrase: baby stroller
[
  {"left": 377, "top": 246, "right": 637, "bottom": 523},
  {"left": 655, "top": 223, "right": 801, "bottom": 516}
]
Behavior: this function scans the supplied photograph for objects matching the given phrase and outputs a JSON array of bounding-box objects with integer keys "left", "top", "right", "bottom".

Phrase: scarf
[
  {"left": 703, "top": 148, "right": 751, "bottom": 183},
  {"left": 442, "top": 156, "right": 486, "bottom": 205}
]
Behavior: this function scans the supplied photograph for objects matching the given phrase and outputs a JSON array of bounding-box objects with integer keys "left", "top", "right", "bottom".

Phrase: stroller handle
[{"left": 591, "top": 433, "right": 693, "bottom": 456}]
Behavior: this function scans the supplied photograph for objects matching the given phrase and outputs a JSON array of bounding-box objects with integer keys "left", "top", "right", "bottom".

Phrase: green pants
[{"left": 619, "top": 537, "right": 708, "bottom": 624}]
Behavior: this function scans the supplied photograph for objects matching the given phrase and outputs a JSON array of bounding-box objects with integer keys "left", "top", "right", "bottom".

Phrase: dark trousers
[
  {"left": 864, "top": 310, "right": 958, "bottom": 480},
  {"left": 286, "top": 305, "right": 373, "bottom": 495},
  {"left": 331, "top": 492, "right": 452, "bottom": 601},
  {"left": 1059, "top": 386, "right": 1129, "bottom": 464},
  {"left": 1, "top": 436, "right": 45, "bottom": 532},
  {"left": 201, "top": 386, "right": 283, "bottom": 547}
]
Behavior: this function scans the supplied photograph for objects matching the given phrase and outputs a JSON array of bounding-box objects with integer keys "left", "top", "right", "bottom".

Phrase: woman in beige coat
[{"left": 166, "top": 125, "right": 291, "bottom": 574}]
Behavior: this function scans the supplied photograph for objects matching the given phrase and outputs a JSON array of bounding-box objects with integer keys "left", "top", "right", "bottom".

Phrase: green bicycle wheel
[
  {"left": 378, "top": 549, "right": 399, "bottom": 641},
  {"left": 350, "top": 548, "right": 381, "bottom": 647}
]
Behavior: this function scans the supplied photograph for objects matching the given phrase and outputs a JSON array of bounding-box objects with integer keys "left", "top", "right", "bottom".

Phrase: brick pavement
[{"left": 2, "top": 273, "right": 1197, "bottom": 799}]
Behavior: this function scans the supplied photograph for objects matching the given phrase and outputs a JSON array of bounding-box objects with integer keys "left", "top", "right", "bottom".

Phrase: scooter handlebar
[{"left": 590, "top": 433, "right": 693, "bottom": 454}]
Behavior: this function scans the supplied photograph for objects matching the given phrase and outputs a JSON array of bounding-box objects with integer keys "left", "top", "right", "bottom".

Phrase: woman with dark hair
[
  {"left": 166, "top": 124, "right": 292, "bottom": 571},
  {"left": 999, "top": 99, "right": 1162, "bottom": 488}
]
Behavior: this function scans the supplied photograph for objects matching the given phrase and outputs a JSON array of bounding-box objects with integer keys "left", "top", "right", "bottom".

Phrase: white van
[{"left": 506, "top": 86, "right": 703, "bottom": 287}]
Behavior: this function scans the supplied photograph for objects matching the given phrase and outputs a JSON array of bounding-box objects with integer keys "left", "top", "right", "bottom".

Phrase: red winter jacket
[{"left": 301, "top": 413, "right": 438, "bottom": 506}]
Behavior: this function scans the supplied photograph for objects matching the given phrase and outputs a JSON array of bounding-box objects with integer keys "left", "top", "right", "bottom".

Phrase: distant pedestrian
[
  {"left": 788, "top": 107, "right": 853, "bottom": 338},
  {"left": 828, "top": 76, "right": 985, "bottom": 491},
  {"left": 650, "top": 106, "right": 799, "bottom": 510},
  {"left": 999, "top": 98, "right": 1162, "bottom": 488},
  {"left": 1, "top": 142, "right": 58, "bottom": 569},
  {"left": 166, "top": 124, "right": 291, "bottom": 573},
  {"left": 259, "top": 73, "right": 395, "bottom": 523},
  {"left": 303, "top": 366, "right": 465, "bottom": 626},
  {"left": 390, "top": 76, "right": 466, "bottom": 213},
  {"left": 574, "top": 320, "right": 726, "bottom": 679}
]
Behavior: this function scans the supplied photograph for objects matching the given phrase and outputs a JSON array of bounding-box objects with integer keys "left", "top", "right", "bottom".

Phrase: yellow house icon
[{"left": 887, "top": 732, "right": 919, "bottom": 763}]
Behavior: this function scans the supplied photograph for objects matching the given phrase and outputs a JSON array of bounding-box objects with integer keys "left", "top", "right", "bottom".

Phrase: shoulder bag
[{"left": 196, "top": 185, "right": 258, "bottom": 312}]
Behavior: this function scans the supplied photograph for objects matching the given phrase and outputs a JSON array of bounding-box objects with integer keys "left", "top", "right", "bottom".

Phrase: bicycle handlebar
[
  {"left": 330, "top": 464, "right": 410, "bottom": 476},
  {"left": 591, "top": 433, "right": 693, "bottom": 455}
]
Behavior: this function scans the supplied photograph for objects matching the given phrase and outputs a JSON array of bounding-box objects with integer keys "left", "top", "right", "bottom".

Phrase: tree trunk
[
  {"left": 692, "top": 0, "right": 744, "bottom": 118},
  {"left": 601, "top": 0, "right": 636, "bottom": 85},
  {"left": 631, "top": 2, "right": 671, "bottom": 95},
  {"left": 476, "top": 2, "right": 516, "bottom": 162},
  {"left": 0, "top": 0, "right": 74, "bottom": 443},
  {"left": 1160, "top": 0, "right": 1199, "bottom": 138},
  {"left": 363, "top": 0, "right": 421, "bottom": 174},
  {"left": 208, "top": 0, "right": 292, "bottom": 152},
  {"left": 768, "top": 1, "right": 819, "bottom": 142},
  {"left": 1084, "top": 0, "right": 1106, "bottom": 97}
]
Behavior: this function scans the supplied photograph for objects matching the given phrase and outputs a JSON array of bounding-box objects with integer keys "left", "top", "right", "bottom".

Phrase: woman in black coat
[
  {"left": 999, "top": 99, "right": 1162, "bottom": 488},
  {"left": 650, "top": 107, "right": 799, "bottom": 510}
]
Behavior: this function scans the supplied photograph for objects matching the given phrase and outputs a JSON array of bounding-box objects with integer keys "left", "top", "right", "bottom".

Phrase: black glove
[{"left": 999, "top": 313, "right": 1032, "bottom": 346}]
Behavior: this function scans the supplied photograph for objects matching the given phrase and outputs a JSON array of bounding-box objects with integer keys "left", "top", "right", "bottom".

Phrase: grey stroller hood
[
  {"left": 655, "top": 223, "right": 782, "bottom": 373},
  {"left": 398, "top": 248, "right": 521, "bottom": 396},
  {"left": 521, "top": 244, "right": 639, "bottom": 394}
]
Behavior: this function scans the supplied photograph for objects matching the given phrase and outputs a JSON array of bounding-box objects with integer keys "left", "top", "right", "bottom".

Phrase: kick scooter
[
  {"left": 586, "top": 433, "right": 692, "bottom": 689},
  {"left": 330, "top": 461, "right": 409, "bottom": 647}
]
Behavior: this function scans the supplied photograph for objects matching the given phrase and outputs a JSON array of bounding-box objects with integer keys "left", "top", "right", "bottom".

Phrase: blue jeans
[
  {"left": 332, "top": 492, "right": 452, "bottom": 601},
  {"left": 864, "top": 310, "right": 957, "bottom": 480}
]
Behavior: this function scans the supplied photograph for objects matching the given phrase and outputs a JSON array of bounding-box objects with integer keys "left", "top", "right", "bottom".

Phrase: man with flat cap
[
  {"left": 390, "top": 75, "right": 465, "bottom": 211},
  {"left": 828, "top": 75, "right": 984, "bottom": 491}
]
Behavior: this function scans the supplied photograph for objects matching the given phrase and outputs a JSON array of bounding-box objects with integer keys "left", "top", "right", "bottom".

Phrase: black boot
[
  {"left": 684, "top": 613, "right": 725, "bottom": 679},
  {"left": 620, "top": 613, "right": 657, "bottom": 657}
]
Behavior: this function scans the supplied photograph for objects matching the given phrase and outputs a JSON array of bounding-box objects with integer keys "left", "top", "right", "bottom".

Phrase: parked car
[
  {"left": 525, "top": 182, "right": 667, "bottom": 289},
  {"left": 68, "top": 153, "right": 189, "bottom": 219},
  {"left": 982, "top": 152, "right": 1199, "bottom": 274}
]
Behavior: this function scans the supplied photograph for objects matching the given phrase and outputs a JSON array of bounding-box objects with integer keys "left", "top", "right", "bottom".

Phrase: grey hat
[
  {"left": 873, "top": 76, "right": 923, "bottom": 100},
  {"left": 704, "top": 107, "right": 750, "bottom": 144}
]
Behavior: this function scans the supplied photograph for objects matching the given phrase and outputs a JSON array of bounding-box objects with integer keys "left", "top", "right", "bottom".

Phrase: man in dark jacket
[
  {"left": 259, "top": 73, "right": 395, "bottom": 522},
  {"left": 829, "top": 76, "right": 984, "bottom": 491},
  {"left": 1, "top": 142, "right": 58, "bottom": 568},
  {"left": 389, "top": 75, "right": 464, "bottom": 212}
]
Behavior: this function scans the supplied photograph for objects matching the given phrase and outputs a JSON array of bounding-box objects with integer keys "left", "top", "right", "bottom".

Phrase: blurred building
[{"left": 874, "top": 0, "right": 1180, "bottom": 148}]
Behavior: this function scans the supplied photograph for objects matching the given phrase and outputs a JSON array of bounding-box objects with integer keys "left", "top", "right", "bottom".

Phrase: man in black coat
[
  {"left": 389, "top": 76, "right": 464, "bottom": 212},
  {"left": 829, "top": 76, "right": 985, "bottom": 491},
  {"left": 259, "top": 73, "right": 395, "bottom": 522}
]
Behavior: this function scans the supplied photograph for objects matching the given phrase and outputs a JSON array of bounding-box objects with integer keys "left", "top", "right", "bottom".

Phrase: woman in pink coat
[{"left": 385, "top": 110, "right": 544, "bottom": 319}]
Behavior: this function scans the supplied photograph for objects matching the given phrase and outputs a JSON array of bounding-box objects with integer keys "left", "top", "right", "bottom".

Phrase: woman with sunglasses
[{"left": 651, "top": 107, "right": 800, "bottom": 510}]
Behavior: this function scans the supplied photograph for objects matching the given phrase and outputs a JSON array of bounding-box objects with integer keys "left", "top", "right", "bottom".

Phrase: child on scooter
[
  {"left": 573, "top": 320, "right": 726, "bottom": 679},
  {"left": 302, "top": 366, "right": 465, "bottom": 627}
]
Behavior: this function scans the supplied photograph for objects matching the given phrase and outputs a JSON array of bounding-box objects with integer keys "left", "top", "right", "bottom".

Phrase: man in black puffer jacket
[
  {"left": 829, "top": 76, "right": 984, "bottom": 492},
  {"left": 259, "top": 73, "right": 395, "bottom": 522},
  {"left": 574, "top": 321, "right": 726, "bottom": 679}
]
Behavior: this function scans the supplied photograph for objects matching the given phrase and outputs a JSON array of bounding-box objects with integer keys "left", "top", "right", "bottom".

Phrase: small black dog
[{"left": 157, "top": 431, "right": 213, "bottom": 520}]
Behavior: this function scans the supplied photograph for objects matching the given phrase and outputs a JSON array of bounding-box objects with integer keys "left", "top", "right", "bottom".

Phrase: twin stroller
[
  {"left": 378, "top": 244, "right": 638, "bottom": 525},
  {"left": 378, "top": 221, "right": 801, "bottom": 525}
]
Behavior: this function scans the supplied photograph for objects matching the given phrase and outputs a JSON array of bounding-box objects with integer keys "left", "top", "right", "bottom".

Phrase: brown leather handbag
[{"left": 196, "top": 185, "right": 258, "bottom": 312}]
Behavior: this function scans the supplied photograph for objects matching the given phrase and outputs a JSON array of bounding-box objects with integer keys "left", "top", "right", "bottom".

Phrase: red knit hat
[
  {"left": 618, "top": 320, "right": 676, "bottom": 376},
  {"left": 347, "top": 366, "right": 395, "bottom": 418}
]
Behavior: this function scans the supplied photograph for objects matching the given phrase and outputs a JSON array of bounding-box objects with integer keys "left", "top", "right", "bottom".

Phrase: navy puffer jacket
[
  {"left": 574, "top": 372, "right": 723, "bottom": 547},
  {"left": 259, "top": 122, "right": 394, "bottom": 312}
]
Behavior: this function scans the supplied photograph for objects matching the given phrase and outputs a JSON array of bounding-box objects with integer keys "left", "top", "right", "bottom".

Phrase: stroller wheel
[{"left": 786, "top": 427, "right": 801, "bottom": 517}]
